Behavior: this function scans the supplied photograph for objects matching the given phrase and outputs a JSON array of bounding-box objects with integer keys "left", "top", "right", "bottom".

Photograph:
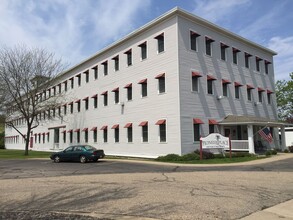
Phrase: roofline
[{"left": 57, "top": 7, "right": 277, "bottom": 79}]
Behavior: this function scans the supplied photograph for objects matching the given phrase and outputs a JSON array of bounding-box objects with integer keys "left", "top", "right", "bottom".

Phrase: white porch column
[
  {"left": 247, "top": 125, "right": 255, "bottom": 154},
  {"left": 281, "top": 126, "right": 286, "bottom": 150}
]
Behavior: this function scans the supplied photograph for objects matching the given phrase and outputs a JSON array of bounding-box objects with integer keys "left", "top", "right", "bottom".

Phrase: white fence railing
[{"left": 224, "top": 140, "right": 249, "bottom": 151}]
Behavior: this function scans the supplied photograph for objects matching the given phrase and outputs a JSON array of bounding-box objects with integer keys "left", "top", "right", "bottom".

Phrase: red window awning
[
  {"left": 205, "top": 36, "right": 214, "bottom": 42},
  {"left": 208, "top": 119, "right": 218, "bottom": 125},
  {"left": 258, "top": 87, "right": 265, "bottom": 92},
  {"left": 139, "top": 121, "right": 148, "bottom": 126},
  {"left": 220, "top": 42, "right": 229, "bottom": 48},
  {"left": 138, "top": 41, "right": 146, "bottom": 47},
  {"left": 68, "top": 101, "right": 73, "bottom": 105},
  {"left": 90, "top": 127, "right": 97, "bottom": 131},
  {"left": 124, "top": 83, "right": 132, "bottom": 88},
  {"left": 265, "top": 60, "right": 271, "bottom": 64},
  {"left": 62, "top": 103, "right": 67, "bottom": 106},
  {"left": 232, "top": 47, "right": 240, "bottom": 53},
  {"left": 193, "top": 118, "right": 204, "bottom": 124},
  {"left": 155, "top": 73, "right": 165, "bottom": 79},
  {"left": 155, "top": 119, "right": 166, "bottom": 125},
  {"left": 245, "top": 52, "right": 252, "bottom": 57},
  {"left": 100, "top": 126, "right": 108, "bottom": 130},
  {"left": 111, "top": 55, "right": 119, "bottom": 60},
  {"left": 74, "top": 129, "right": 80, "bottom": 132},
  {"left": 234, "top": 82, "right": 243, "bottom": 87},
  {"left": 222, "top": 79, "right": 231, "bottom": 84},
  {"left": 256, "top": 56, "right": 262, "bottom": 61},
  {"left": 82, "top": 128, "right": 88, "bottom": 132},
  {"left": 138, "top": 78, "right": 147, "bottom": 84},
  {"left": 247, "top": 84, "right": 254, "bottom": 89},
  {"left": 192, "top": 71, "right": 202, "bottom": 77},
  {"left": 91, "top": 94, "right": 98, "bottom": 98},
  {"left": 154, "top": 33, "right": 164, "bottom": 39},
  {"left": 111, "top": 124, "right": 119, "bottom": 129},
  {"left": 61, "top": 130, "right": 66, "bottom": 133},
  {"left": 111, "top": 87, "right": 119, "bottom": 92},
  {"left": 67, "top": 129, "right": 73, "bottom": 133},
  {"left": 75, "top": 74, "right": 81, "bottom": 78},
  {"left": 82, "top": 97, "right": 89, "bottom": 101},
  {"left": 124, "top": 123, "right": 133, "bottom": 128},
  {"left": 75, "top": 99, "right": 81, "bottom": 103},
  {"left": 124, "top": 49, "right": 132, "bottom": 54},
  {"left": 46, "top": 132, "right": 49, "bottom": 135},
  {"left": 267, "top": 89, "right": 273, "bottom": 94},
  {"left": 101, "top": 91, "right": 108, "bottom": 95},
  {"left": 207, "top": 75, "right": 216, "bottom": 81}
]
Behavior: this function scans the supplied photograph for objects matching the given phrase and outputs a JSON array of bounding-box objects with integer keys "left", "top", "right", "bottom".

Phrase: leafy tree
[
  {"left": 0, "top": 45, "right": 66, "bottom": 155},
  {"left": 276, "top": 73, "right": 293, "bottom": 122}
]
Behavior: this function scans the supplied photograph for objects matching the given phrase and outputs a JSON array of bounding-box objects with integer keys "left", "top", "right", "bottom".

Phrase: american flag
[{"left": 258, "top": 127, "right": 273, "bottom": 143}]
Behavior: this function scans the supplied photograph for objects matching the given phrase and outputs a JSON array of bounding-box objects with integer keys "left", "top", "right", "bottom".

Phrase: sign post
[{"left": 200, "top": 133, "right": 230, "bottom": 160}]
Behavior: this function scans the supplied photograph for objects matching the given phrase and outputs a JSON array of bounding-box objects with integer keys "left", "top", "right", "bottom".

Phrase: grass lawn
[{"left": 0, "top": 149, "right": 52, "bottom": 159}]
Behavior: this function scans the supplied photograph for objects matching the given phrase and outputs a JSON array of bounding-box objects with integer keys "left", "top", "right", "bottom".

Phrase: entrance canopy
[{"left": 218, "top": 115, "right": 286, "bottom": 127}]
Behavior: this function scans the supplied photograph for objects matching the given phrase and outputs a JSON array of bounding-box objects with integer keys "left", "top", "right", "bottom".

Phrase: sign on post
[{"left": 200, "top": 133, "right": 231, "bottom": 160}]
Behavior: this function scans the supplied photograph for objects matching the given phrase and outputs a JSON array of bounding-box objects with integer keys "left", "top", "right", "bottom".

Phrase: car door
[
  {"left": 62, "top": 146, "right": 74, "bottom": 161},
  {"left": 72, "top": 146, "right": 83, "bottom": 161}
]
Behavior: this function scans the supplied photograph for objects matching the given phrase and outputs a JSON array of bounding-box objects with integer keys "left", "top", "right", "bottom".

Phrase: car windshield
[{"left": 84, "top": 145, "right": 96, "bottom": 151}]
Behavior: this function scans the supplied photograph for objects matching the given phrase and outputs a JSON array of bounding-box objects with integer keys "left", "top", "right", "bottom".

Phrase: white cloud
[
  {"left": 192, "top": 0, "right": 250, "bottom": 23},
  {"left": 268, "top": 36, "right": 293, "bottom": 81},
  {"left": 0, "top": 0, "right": 151, "bottom": 67}
]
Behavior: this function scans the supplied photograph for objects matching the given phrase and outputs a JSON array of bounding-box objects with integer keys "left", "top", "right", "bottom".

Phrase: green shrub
[
  {"left": 265, "top": 150, "right": 272, "bottom": 156},
  {"left": 288, "top": 146, "right": 293, "bottom": 153},
  {"left": 194, "top": 150, "right": 215, "bottom": 159},
  {"left": 284, "top": 149, "right": 289, "bottom": 153},
  {"left": 0, "top": 132, "right": 5, "bottom": 149},
  {"left": 271, "top": 149, "right": 278, "bottom": 155},
  {"left": 156, "top": 154, "right": 181, "bottom": 162},
  {"left": 181, "top": 153, "right": 200, "bottom": 161},
  {"left": 233, "top": 152, "right": 253, "bottom": 157}
]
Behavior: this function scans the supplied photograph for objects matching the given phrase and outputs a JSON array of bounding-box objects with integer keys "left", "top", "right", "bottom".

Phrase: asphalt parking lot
[{"left": 0, "top": 155, "right": 292, "bottom": 219}]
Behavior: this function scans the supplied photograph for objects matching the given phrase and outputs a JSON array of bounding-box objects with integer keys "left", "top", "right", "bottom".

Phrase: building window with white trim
[
  {"left": 193, "top": 118, "right": 203, "bottom": 142},
  {"left": 139, "top": 42, "right": 147, "bottom": 60},
  {"left": 155, "top": 33, "right": 164, "bottom": 53},
  {"left": 102, "top": 127, "right": 108, "bottom": 143},
  {"left": 76, "top": 130, "right": 80, "bottom": 143},
  {"left": 92, "top": 66, "right": 98, "bottom": 79},
  {"left": 92, "top": 95, "right": 98, "bottom": 108},
  {"left": 124, "top": 49, "right": 132, "bottom": 66},
  {"left": 247, "top": 86, "right": 253, "bottom": 101},
  {"left": 112, "top": 125, "right": 119, "bottom": 143},
  {"left": 125, "top": 123, "right": 133, "bottom": 143},
  {"left": 265, "top": 61, "right": 270, "bottom": 74},
  {"left": 83, "top": 97, "right": 89, "bottom": 110},
  {"left": 93, "top": 129, "right": 97, "bottom": 143},
  {"left": 139, "top": 121, "right": 148, "bottom": 142},
  {"left": 112, "top": 55, "right": 119, "bottom": 71},
  {"left": 234, "top": 82, "right": 242, "bottom": 99},
  {"left": 63, "top": 132, "right": 66, "bottom": 143},
  {"left": 76, "top": 74, "right": 81, "bottom": 86},
  {"left": 258, "top": 89, "right": 264, "bottom": 102},
  {"left": 190, "top": 31, "right": 200, "bottom": 51},
  {"left": 245, "top": 53, "right": 251, "bottom": 68},
  {"left": 156, "top": 119, "right": 166, "bottom": 143},
  {"left": 84, "top": 70, "right": 89, "bottom": 83},
  {"left": 102, "top": 61, "right": 108, "bottom": 76},
  {"left": 191, "top": 72, "right": 202, "bottom": 92},
  {"left": 84, "top": 129, "right": 88, "bottom": 143},
  {"left": 232, "top": 48, "right": 240, "bottom": 64},
  {"left": 101, "top": 92, "right": 108, "bottom": 106},
  {"left": 267, "top": 90, "right": 272, "bottom": 104},
  {"left": 220, "top": 43, "right": 229, "bottom": 61},
  {"left": 138, "top": 79, "right": 147, "bottom": 97},
  {"left": 256, "top": 57, "right": 262, "bottom": 72},
  {"left": 124, "top": 83, "right": 132, "bottom": 101},
  {"left": 69, "top": 131, "right": 73, "bottom": 143},
  {"left": 76, "top": 100, "right": 81, "bottom": 112},
  {"left": 207, "top": 75, "right": 216, "bottom": 95},
  {"left": 112, "top": 88, "right": 119, "bottom": 104},
  {"left": 205, "top": 36, "right": 214, "bottom": 56},
  {"left": 70, "top": 78, "right": 74, "bottom": 89},
  {"left": 155, "top": 73, "right": 165, "bottom": 94}
]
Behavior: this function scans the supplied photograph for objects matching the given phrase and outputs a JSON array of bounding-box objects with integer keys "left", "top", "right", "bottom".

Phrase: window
[
  {"left": 247, "top": 85, "right": 254, "bottom": 101},
  {"left": 125, "top": 123, "right": 133, "bottom": 143},
  {"left": 63, "top": 131, "right": 66, "bottom": 143},
  {"left": 245, "top": 53, "right": 251, "bottom": 68},
  {"left": 102, "top": 61, "right": 108, "bottom": 76},
  {"left": 69, "top": 102, "right": 73, "bottom": 114},
  {"left": 267, "top": 90, "right": 273, "bottom": 104},
  {"left": 112, "top": 124, "right": 119, "bottom": 143},
  {"left": 222, "top": 79, "right": 230, "bottom": 97},
  {"left": 232, "top": 48, "right": 240, "bottom": 64},
  {"left": 139, "top": 42, "right": 147, "bottom": 60},
  {"left": 265, "top": 60, "right": 270, "bottom": 74},
  {"left": 138, "top": 79, "right": 147, "bottom": 97},
  {"left": 76, "top": 100, "right": 81, "bottom": 112},
  {"left": 234, "top": 82, "right": 242, "bottom": 99},
  {"left": 83, "top": 128, "right": 88, "bottom": 143},
  {"left": 92, "top": 66, "right": 98, "bottom": 79},
  {"left": 101, "top": 126, "right": 108, "bottom": 143},
  {"left": 139, "top": 121, "right": 148, "bottom": 142},
  {"left": 156, "top": 120, "right": 166, "bottom": 143},
  {"left": 53, "top": 86, "right": 56, "bottom": 96},
  {"left": 58, "top": 84, "right": 61, "bottom": 94},
  {"left": 84, "top": 70, "right": 89, "bottom": 83},
  {"left": 64, "top": 81, "right": 68, "bottom": 92},
  {"left": 47, "top": 133, "right": 50, "bottom": 142},
  {"left": 209, "top": 121, "right": 216, "bottom": 134},
  {"left": 101, "top": 91, "right": 108, "bottom": 106},
  {"left": 76, "top": 74, "right": 81, "bottom": 86},
  {"left": 124, "top": 83, "right": 132, "bottom": 101},
  {"left": 76, "top": 129, "right": 80, "bottom": 143},
  {"left": 124, "top": 49, "right": 132, "bottom": 66},
  {"left": 92, "top": 95, "right": 98, "bottom": 108},
  {"left": 43, "top": 133, "right": 45, "bottom": 143},
  {"left": 220, "top": 43, "right": 229, "bottom": 61},
  {"left": 256, "top": 57, "right": 262, "bottom": 72},
  {"left": 193, "top": 118, "right": 204, "bottom": 141},
  {"left": 52, "top": 108, "right": 55, "bottom": 117},
  {"left": 155, "top": 33, "right": 164, "bottom": 53},
  {"left": 155, "top": 73, "right": 165, "bottom": 94},
  {"left": 112, "top": 88, "right": 119, "bottom": 104},
  {"left": 69, "top": 130, "right": 73, "bottom": 143},
  {"left": 207, "top": 75, "right": 216, "bottom": 95},
  {"left": 112, "top": 55, "right": 119, "bottom": 71},
  {"left": 70, "top": 78, "right": 74, "bottom": 89},
  {"left": 258, "top": 88, "right": 264, "bottom": 102},
  {"left": 190, "top": 31, "right": 200, "bottom": 51},
  {"left": 83, "top": 97, "right": 89, "bottom": 110},
  {"left": 191, "top": 72, "right": 202, "bottom": 92},
  {"left": 58, "top": 106, "right": 61, "bottom": 116},
  {"left": 93, "top": 128, "right": 97, "bottom": 142},
  {"left": 205, "top": 36, "right": 214, "bottom": 56}
]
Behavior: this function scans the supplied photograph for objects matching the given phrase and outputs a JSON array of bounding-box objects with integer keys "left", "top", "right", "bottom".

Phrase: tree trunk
[{"left": 24, "top": 128, "right": 31, "bottom": 156}]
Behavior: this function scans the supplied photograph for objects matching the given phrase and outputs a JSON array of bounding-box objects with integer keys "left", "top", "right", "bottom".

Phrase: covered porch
[{"left": 218, "top": 115, "right": 287, "bottom": 154}]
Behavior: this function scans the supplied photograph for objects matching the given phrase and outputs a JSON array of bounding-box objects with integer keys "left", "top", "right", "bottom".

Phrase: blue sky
[{"left": 1, "top": 0, "right": 293, "bottom": 81}]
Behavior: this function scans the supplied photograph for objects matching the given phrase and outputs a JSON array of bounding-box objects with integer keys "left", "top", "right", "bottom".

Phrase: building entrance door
[{"left": 54, "top": 128, "right": 60, "bottom": 149}]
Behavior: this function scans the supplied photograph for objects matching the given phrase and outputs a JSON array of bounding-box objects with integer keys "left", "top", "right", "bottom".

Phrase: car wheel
[
  {"left": 54, "top": 155, "right": 60, "bottom": 163},
  {"left": 80, "top": 155, "right": 87, "bottom": 163},
  {"left": 93, "top": 158, "right": 98, "bottom": 162}
]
